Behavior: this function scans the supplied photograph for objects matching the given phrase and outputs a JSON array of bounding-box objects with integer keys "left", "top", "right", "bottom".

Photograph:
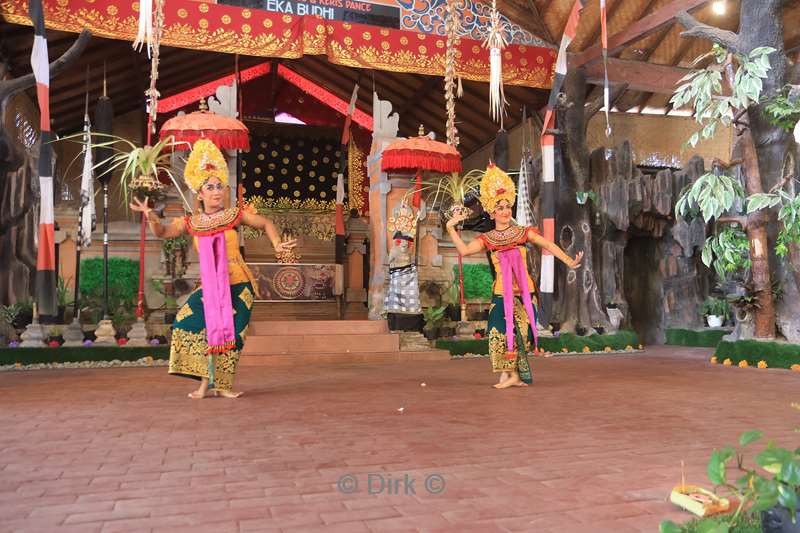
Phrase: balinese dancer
[
  {"left": 446, "top": 164, "right": 582, "bottom": 389},
  {"left": 130, "top": 139, "right": 296, "bottom": 399}
]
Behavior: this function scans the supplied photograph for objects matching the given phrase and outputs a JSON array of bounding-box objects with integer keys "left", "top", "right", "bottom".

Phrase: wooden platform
[{"left": 241, "top": 320, "right": 450, "bottom": 366}]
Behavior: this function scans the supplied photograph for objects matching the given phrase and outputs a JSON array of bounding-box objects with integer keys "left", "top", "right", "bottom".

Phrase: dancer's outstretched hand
[
  {"left": 564, "top": 251, "right": 584, "bottom": 269},
  {"left": 446, "top": 211, "right": 468, "bottom": 229},
  {"left": 275, "top": 238, "right": 298, "bottom": 253},
  {"left": 129, "top": 197, "right": 151, "bottom": 217}
]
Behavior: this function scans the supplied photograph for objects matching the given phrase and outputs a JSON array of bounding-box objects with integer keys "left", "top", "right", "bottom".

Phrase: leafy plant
[
  {"left": 576, "top": 190, "right": 598, "bottom": 205},
  {"left": 452, "top": 264, "right": 494, "bottom": 300},
  {"left": 57, "top": 132, "right": 192, "bottom": 210},
  {"left": 56, "top": 276, "right": 72, "bottom": 307},
  {"left": 701, "top": 225, "right": 751, "bottom": 280},
  {"left": 746, "top": 190, "right": 800, "bottom": 258},
  {"left": 151, "top": 279, "right": 178, "bottom": 309},
  {"left": 670, "top": 45, "right": 776, "bottom": 149},
  {"left": 700, "top": 297, "right": 732, "bottom": 320},
  {"left": 415, "top": 170, "right": 482, "bottom": 217},
  {"left": 676, "top": 171, "right": 745, "bottom": 223},
  {"left": 79, "top": 258, "right": 139, "bottom": 323},
  {"left": 0, "top": 304, "right": 21, "bottom": 331},
  {"left": 422, "top": 306, "right": 446, "bottom": 330},
  {"left": 441, "top": 280, "right": 461, "bottom": 306},
  {"left": 763, "top": 89, "right": 800, "bottom": 131},
  {"left": 660, "top": 420, "right": 800, "bottom": 533}
]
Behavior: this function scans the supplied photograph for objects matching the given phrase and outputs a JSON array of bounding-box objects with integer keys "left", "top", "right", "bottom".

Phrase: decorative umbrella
[
  {"left": 159, "top": 100, "right": 250, "bottom": 151},
  {"left": 381, "top": 126, "right": 462, "bottom": 208}
]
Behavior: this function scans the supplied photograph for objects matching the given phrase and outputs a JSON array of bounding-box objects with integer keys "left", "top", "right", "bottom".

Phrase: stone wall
[{"left": 592, "top": 143, "right": 708, "bottom": 344}]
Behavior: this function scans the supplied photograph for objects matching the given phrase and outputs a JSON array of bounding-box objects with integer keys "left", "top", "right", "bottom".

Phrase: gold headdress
[
  {"left": 479, "top": 163, "right": 516, "bottom": 213},
  {"left": 184, "top": 139, "right": 228, "bottom": 193},
  {"left": 388, "top": 203, "right": 418, "bottom": 237}
]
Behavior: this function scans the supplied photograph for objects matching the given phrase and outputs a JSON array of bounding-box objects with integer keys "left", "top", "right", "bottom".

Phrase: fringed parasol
[
  {"left": 160, "top": 100, "right": 250, "bottom": 151},
  {"left": 381, "top": 126, "right": 462, "bottom": 207}
]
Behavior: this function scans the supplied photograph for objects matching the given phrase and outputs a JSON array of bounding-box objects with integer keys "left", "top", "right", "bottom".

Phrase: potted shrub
[
  {"left": 422, "top": 306, "right": 445, "bottom": 340},
  {"left": 700, "top": 297, "right": 731, "bottom": 328}
]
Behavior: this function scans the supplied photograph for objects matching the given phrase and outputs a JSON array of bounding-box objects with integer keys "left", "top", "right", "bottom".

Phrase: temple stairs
[{"left": 240, "top": 320, "right": 451, "bottom": 366}]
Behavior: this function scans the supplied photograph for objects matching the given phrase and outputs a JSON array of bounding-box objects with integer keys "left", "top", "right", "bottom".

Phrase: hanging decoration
[
  {"left": 444, "top": 0, "right": 461, "bottom": 147},
  {"left": 144, "top": 0, "right": 165, "bottom": 139},
  {"left": 133, "top": 0, "right": 152, "bottom": 54},
  {"left": 540, "top": 0, "right": 585, "bottom": 316},
  {"left": 516, "top": 108, "right": 534, "bottom": 228},
  {"left": 482, "top": 0, "right": 508, "bottom": 126},
  {"left": 600, "top": 0, "right": 612, "bottom": 137}
]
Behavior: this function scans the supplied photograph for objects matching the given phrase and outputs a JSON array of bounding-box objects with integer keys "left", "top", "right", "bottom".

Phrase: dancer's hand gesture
[
  {"left": 564, "top": 251, "right": 584, "bottom": 269},
  {"left": 446, "top": 211, "right": 468, "bottom": 229},
  {"left": 129, "top": 197, "right": 151, "bottom": 218},
  {"left": 275, "top": 238, "right": 298, "bottom": 254}
]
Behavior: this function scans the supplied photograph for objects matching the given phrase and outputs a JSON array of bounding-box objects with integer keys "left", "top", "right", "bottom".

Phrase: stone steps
[{"left": 240, "top": 319, "right": 450, "bottom": 365}]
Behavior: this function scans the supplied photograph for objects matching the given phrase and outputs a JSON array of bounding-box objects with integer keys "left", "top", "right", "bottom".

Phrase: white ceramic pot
[{"left": 706, "top": 315, "right": 724, "bottom": 328}]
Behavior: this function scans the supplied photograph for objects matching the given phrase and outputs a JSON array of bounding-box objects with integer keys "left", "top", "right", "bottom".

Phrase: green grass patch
[
  {"left": 665, "top": 328, "right": 731, "bottom": 347},
  {"left": 0, "top": 346, "right": 170, "bottom": 366},
  {"left": 714, "top": 339, "right": 800, "bottom": 369},
  {"left": 436, "top": 330, "right": 640, "bottom": 356}
]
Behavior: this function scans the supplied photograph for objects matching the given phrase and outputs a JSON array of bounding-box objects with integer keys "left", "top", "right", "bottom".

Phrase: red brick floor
[{"left": 1, "top": 346, "right": 798, "bottom": 532}]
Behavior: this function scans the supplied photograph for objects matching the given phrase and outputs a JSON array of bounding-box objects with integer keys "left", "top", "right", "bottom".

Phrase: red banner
[{"left": 1, "top": 0, "right": 555, "bottom": 88}]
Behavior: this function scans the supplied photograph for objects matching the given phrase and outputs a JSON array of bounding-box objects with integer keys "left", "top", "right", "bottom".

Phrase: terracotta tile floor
[{"left": 1, "top": 346, "right": 798, "bottom": 532}]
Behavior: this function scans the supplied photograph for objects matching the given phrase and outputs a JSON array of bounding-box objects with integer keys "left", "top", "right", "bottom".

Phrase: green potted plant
[
  {"left": 660, "top": 408, "right": 800, "bottom": 533},
  {"left": 699, "top": 297, "right": 732, "bottom": 328},
  {"left": 422, "top": 306, "right": 446, "bottom": 340},
  {"left": 442, "top": 281, "right": 461, "bottom": 322},
  {"left": 151, "top": 279, "right": 178, "bottom": 323},
  {"left": 56, "top": 276, "right": 71, "bottom": 323}
]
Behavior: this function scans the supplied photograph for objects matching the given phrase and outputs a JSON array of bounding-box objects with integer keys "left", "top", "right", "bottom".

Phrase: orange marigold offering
[
  {"left": 723, "top": 358, "right": 733, "bottom": 366},
  {"left": 604, "top": 346, "right": 612, "bottom": 352},
  {"left": 562, "top": 347, "right": 569, "bottom": 353},
  {"left": 791, "top": 364, "right": 800, "bottom": 372},
  {"left": 738, "top": 360, "right": 749, "bottom": 368},
  {"left": 625, "top": 345, "right": 634, "bottom": 351},
  {"left": 582, "top": 346, "right": 590, "bottom": 353},
  {"left": 710, "top": 356, "right": 718, "bottom": 364},
  {"left": 757, "top": 360, "right": 768, "bottom": 369}
]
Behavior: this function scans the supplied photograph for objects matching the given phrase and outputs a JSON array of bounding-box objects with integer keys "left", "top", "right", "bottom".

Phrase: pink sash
[
  {"left": 497, "top": 246, "right": 538, "bottom": 355},
  {"left": 197, "top": 232, "right": 236, "bottom": 354}
]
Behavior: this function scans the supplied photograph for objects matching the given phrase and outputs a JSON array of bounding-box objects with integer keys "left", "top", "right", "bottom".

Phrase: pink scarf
[
  {"left": 198, "top": 232, "right": 236, "bottom": 354},
  {"left": 497, "top": 247, "right": 538, "bottom": 355}
]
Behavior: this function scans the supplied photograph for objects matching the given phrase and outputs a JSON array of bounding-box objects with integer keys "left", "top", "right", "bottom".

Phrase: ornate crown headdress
[
  {"left": 388, "top": 203, "right": 418, "bottom": 237},
  {"left": 479, "top": 163, "right": 516, "bottom": 213},
  {"left": 184, "top": 139, "right": 228, "bottom": 193}
]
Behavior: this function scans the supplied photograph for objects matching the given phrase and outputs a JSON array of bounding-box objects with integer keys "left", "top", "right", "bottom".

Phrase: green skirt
[
  {"left": 168, "top": 282, "right": 255, "bottom": 392},
  {"left": 486, "top": 294, "right": 537, "bottom": 384}
]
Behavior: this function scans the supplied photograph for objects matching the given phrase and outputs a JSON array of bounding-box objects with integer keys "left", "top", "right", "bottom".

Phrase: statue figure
[{"left": 384, "top": 204, "right": 421, "bottom": 317}]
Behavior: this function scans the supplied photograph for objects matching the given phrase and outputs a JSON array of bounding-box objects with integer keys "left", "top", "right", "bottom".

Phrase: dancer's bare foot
[
  {"left": 513, "top": 381, "right": 529, "bottom": 387},
  {"left": 498, "top": 371, "right": 509, "bottom": 385},
  {"left": 188, "top": 388, "right": 207, "bottom": 399},
  {"left": 494, "top": 372, "right": 521, "bottom": 389},
  {"left": 213, "top": 390, "right": 244, "bottom": 398}
]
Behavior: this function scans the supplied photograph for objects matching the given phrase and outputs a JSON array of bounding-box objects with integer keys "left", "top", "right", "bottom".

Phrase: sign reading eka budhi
[{"left": 222, "top": 0, "right": 401, "bottom": 29}]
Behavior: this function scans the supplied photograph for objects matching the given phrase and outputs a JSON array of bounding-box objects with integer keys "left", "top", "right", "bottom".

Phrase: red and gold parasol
[
  {"left": 381, "top": 127, "right": 462, "bottom": 207},
  {"left": 160, "top": 102, "right": 250, "bottom": 151}
]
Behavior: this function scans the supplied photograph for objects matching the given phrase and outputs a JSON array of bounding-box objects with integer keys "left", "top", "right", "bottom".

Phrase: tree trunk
[
  {"left": 552, "top": 69, "right": 608, "bottom": 332},
  {"left": 740, "top": 131, "right": 776, "bottom": 338}
]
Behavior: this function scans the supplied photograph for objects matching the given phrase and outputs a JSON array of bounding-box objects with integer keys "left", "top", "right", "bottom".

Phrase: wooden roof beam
[
  {"left": 571, "top": 0, "right": 709, "bottom": 68},
  {"left": 583, "top": 57, "right": 689, "bottom": 94}
]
